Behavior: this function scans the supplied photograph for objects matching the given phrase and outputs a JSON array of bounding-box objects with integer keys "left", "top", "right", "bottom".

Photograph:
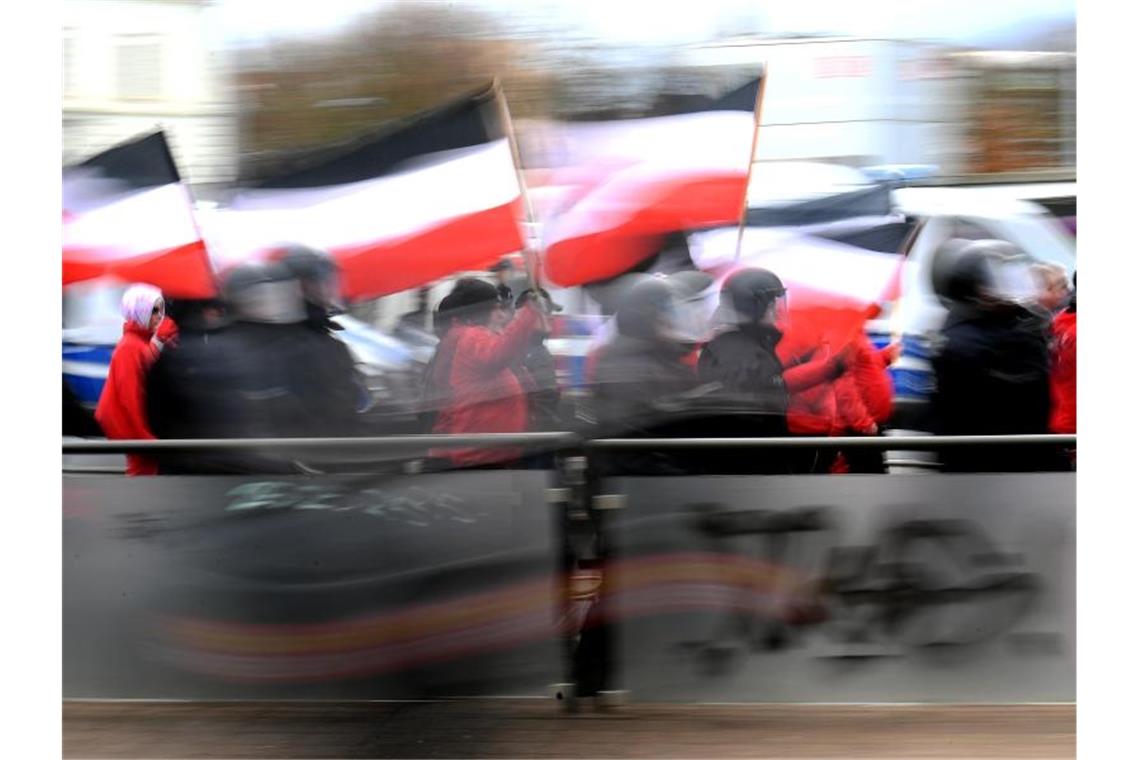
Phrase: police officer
[
  {"left": 697, "top": 267, "right": 846, "bottom": 473},
  {"left": 929, "top": 240, "right": 1054, "bottom": 471},
  {"left": 276, "top": 245, "right": 365, "bottom": 437}
]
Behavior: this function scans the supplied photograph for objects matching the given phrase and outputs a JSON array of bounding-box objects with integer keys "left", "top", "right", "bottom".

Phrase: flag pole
[
  {"left": 491, "top": 78, "right": 542, "bottom": 294},
  {"left": 157, "top": 125, "right": 221, "bottom": 295},
  {"left": 734, "top": 65, "right": 768, "bottom": 262}
]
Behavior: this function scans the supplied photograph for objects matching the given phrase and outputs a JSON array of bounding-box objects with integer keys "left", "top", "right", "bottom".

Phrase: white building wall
[
  {"left": 682, "top": 37, "right": 970, "bottom": 171},
  {"left": 62, "top": 0, "right": 237, "bottom": 187}
]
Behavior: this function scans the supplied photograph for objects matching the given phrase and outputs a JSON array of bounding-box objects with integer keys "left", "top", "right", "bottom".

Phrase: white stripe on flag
[
  {"left": 691, "top": 228, "right": 901, "bottom": 305},
  {"left": 539, "top": 111, "right": 755, "bottom": 248},
  {"left": 541, "top": 111, "right": 755, "bottom": 169},
  {"left": 64, "top": 183, "right": 200, "bottom": 258},
  {"left": 209, "top": 140, "right": 521, "bottom": 265}
]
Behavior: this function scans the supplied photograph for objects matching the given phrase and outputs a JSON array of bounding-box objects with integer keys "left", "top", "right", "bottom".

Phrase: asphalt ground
[{"left": 63, "top": 700, "right": 1075, "bottom": 759}]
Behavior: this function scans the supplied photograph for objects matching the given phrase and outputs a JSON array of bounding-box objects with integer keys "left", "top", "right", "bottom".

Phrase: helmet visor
[
  {"left": 985, "top": 256, "right": 1039, "bottom": 305},
  {"left": 312, "top": 270, "right": 345, "bottom": 314},
  {"left": 768, "top": 293, "right": 790, "bottom": 330}
]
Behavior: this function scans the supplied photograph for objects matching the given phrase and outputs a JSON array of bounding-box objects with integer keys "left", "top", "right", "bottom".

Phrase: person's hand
[
  {"left": 883, "top": 341, "right": 902, "bottom": 365},
  {"left": 153, "top": 316, "right": 179, "bottom": 350},
  {"left": 517, "top": 291, "right": 552, "bottom": 332},
  {"left": 795, "top": 346, "right": 820, "bottom": 366},
  {"left": 857, "top": 422, "right": 879, "bottom": 436},
  {"left": 827, "top": 344, "right": 853, "bottom": 379}
]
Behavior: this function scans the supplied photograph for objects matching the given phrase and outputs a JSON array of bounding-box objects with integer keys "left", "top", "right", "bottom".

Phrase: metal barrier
[
  {"left": 62, "top": 433, "right": 1075, "bottom": 707},
  {"left": 61, "top": 433, "right": 1077, "bottom": 455},
  {"left": 61, "top": 432, "right": 579, "bottom": 455}
]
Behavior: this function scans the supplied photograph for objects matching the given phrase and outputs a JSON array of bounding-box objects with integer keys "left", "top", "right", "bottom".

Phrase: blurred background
[
  {"left": 62, "top": 0, "right": 1075, "bottom": 195},
  {"left": 61, "top": 0, "right": 1077, "bottom": 428}
]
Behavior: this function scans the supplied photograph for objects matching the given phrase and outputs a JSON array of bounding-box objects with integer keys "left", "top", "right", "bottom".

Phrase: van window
[
  {"left": 948, "top": 218, "right": 996, "bottom": 240},
  {"left": 818, "top": 220, "right": 916, "bottom": 254}
]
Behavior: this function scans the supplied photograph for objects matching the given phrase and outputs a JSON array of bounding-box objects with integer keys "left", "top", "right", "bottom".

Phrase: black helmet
[
  {"left": 718, "top": 267, "right": 786, "bottom": 326},
  {"left": 934, "top": 239, "right": 1029, "bottom": 307},
  {"left": 222, "top": 262, "right": 306, "bottom": 325},
  {"left": 275, "top": 245, "right": 344, "bottom": 315},
  {"left": 667, "top": 269, "right": 714, "bottom": 299},
  {"left": 615, "top": 275, "right": 681, "bottom": 341}
]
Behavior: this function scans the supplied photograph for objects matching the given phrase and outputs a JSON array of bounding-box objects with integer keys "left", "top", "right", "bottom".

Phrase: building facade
[
  {"left": 680, "top": 36, "right": 1075, "bottom": 176},
  {"left": 62, "top": 0, "right": 238, "bottom": 193}
]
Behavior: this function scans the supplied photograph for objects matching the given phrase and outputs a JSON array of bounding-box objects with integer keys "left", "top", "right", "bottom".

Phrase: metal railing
[
  {"left": 61, "top": 432, "right": 578, "bottom": 455},
  {"left": 62, "top": 432, "right": 1076, "bottom": 456}
]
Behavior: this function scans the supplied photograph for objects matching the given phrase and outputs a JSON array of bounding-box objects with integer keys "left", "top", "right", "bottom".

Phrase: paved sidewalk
[{"left": 63, "top": 700, "right": 1075, "bottom": 759}]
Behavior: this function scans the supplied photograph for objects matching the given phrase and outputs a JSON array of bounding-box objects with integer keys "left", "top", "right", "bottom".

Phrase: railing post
[{"left": 547, "top": 448, "right": 626, "bottom": 710}]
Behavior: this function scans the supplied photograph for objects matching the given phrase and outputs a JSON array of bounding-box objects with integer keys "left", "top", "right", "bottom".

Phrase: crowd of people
[
  {"left": 74, "top": 237, "right": 1076, "bottom": 476},
  {"left": 85, "top": 246, "right": 365, "bottom": 475}
]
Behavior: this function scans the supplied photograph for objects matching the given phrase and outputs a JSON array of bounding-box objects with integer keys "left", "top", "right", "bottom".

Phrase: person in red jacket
[
  {"left": 95, "top": 284, "right": 166, "bottom": 476},
  {"left": 833, "top": 336, "right": 900, "bottom": 473},
  {"left": 1050, "top": 271, "right": 1076, "bottom": 435},
  {"left": 776, "top": 331, "right": 858, "bottom": 473},
  {"left": 428, "top": 278, "right": 545, "bottom": 467}
]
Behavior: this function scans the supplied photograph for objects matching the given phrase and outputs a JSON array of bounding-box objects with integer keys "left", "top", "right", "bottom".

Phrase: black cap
[
  {"left": 615, "top": 276, "right": 678, "bottom": 340},
  {"left": 440, "top": 277, "right": 501, "bottom": 325},
  {"left": 720, "top": 268, "right": 786, "bottom": 325},
  {"left": 275, "top": 244, "right": 337, "bottom": 279}
]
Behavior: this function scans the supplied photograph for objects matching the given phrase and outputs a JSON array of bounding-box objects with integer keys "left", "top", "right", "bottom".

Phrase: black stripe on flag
[
  {"left": 72, "top": 130, "right": 182, "bottom": 190},
  {"left": 244, "top": 83, "right": 504, "bottom": 190},
  {"left": 708, "top": 75, "right": 763, "bottom": 113}
]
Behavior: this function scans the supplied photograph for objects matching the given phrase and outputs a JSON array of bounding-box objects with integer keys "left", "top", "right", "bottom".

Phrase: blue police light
[{"left": 861, "top": 165, "right": 940, "bottom": 184}]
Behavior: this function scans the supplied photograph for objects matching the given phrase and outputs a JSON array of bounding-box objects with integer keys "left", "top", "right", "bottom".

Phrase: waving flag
[
  {"left": 208, "top": 84, "right": 526, "bottom": 300},
  {"left": 689, "top": 228, "right": 902, "bottom": 349},
  {"left": 63, "top": 131, "right": 217, "bottom": 298},
  {"left": 537, "top": 75, "right": 764, "bottom": 287}
]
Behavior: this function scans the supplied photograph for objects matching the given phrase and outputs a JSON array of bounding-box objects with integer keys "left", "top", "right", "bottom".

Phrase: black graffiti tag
[{"left": 679, "top": 504, "right": 1041, "bottom": 672}]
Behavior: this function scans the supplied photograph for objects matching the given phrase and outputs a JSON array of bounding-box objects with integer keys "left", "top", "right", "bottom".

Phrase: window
[
  {"left": 116, "top": 36, "right": 163, "bottom": 101},
  {"left": 947, "top": 218, "right": 996, "bottom": 241},
  {"left": 63, "top": 35, "right": 77, "bottom": 96}
]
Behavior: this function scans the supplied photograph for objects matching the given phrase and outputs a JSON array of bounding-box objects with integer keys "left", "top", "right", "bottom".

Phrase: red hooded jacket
[
  {"left": 95, "top": 321, "right": 160, "bottom": 476},
  {"left": 777, "top": 334, "right": 848, "bottom": 436},
  {"left": 837, "top": 336, "right": 895, "bottom": 431},
  {"left": 1049, "top": 310, "right": 1076, "bottom": 434},
  {"left": 431, "top": 306, "right": 540, "bottom": 466}
]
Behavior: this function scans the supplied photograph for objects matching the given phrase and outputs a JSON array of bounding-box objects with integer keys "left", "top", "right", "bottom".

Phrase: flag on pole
[
  {"left": 63, "top": 131, "right": 217, "bottom": 298},
  {"left": 538, "top": 75, "right": 764, "bottom": 287},
  {"left": 689, "top": 228, "right": 902, "bottom": 350},
  {"left": 208, "top": 84, "right": 526, "bottom": 300}
]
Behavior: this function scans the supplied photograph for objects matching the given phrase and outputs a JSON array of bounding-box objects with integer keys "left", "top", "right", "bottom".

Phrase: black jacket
[
  {"left": 697, "top": 324, "right": 790, "bottom": 437},
  {"left": 592, "top": 335, "right": 696, "bottom": 436},
  {"left": 930, "top": 303, "right": 1055, "bottom": 471},
  {"left": 146, "top": 321, "right": 361, "bottom": 473},
  {"left": 514, "top": 338, "right": 562, "bottom": 432},
  {"left": 591, "top": 335, "right": 699, "bottom": 475},
  {"left": 63, "top": 380, "right": 102, "bottom": 438}
]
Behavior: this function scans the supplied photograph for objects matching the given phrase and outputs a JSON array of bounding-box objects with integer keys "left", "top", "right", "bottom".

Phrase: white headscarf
[{"left": 121, "top": 284, "right": 163, "bottom": 330}]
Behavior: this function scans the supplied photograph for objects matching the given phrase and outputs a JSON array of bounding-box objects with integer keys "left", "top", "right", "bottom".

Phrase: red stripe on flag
[
  {"left": 63, "top": 239, "right": 218, "bottom": 299},
  {"left": 544, "top": 172, "right": 747, "bottom": 287},
  {"left": 331, "top": 199, "right": 525, "bottom": 299}
]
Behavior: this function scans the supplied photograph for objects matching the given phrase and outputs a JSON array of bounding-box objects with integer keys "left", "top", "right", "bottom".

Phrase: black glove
[{"left": 516, "top": 288, "right": 561, "bottom": 315}]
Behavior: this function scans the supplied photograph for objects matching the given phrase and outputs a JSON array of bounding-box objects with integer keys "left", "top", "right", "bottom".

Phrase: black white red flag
[
  {"left": 208, "top": 84, "right": 527, "bottom": 299},
  {"left": 63, "top": 131, "right": 217, "bottom": 298},
  {"left": 537, "top": 75, "right": 764, "bottom": 287}
]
